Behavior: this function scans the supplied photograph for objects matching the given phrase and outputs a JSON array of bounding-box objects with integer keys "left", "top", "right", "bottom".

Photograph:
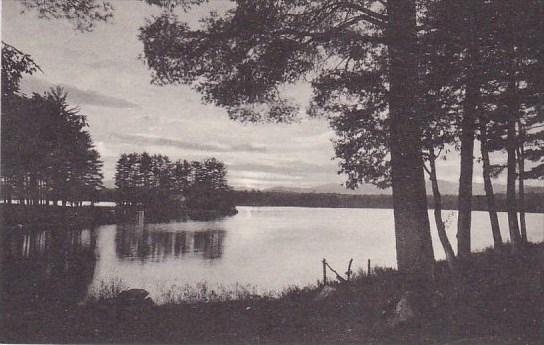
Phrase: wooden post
[
  {"left": 322, "top": 258, "right": 327, "bottom": 286},
  {"left": 367, "top": 259, "right": 371, "bottom": 277},
  {"left": 346, "top": 258, "right": 353, "bottom": 281}
]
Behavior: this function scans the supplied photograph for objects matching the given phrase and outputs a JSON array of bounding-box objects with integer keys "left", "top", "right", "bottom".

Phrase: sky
[{"left": 1, "top": 0, "right": 511, "bottom": 190}]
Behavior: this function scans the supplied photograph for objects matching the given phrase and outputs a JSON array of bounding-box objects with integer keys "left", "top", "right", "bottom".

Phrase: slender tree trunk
[
  {"left": 387, "top": 0, "right": 435, "bottom": 303},
  {"left": 506, "top": 118, "right": 521, "bottom": 246},
  {"left": 479, "top": 120, "right": 503, "bottom": 247},
  {"left": 516, "top": 121, "right": 527, "bottom": 243},
  {"left": 505, "top": 4, "right": 522, "bottom": 248},
  {"left": 457, "top": 77, "right": 477, "bottom": 259},
  {"left": 428, "top": 150, "right": 456, "bottom": 272}
]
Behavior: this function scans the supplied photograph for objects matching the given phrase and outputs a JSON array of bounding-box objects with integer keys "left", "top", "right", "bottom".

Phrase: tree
[
  {"left": 1, "top": 42, "right": 41, "bottom": 97},
  {"left": 139, "top": 0, "right": 435, "bottom": 293},
  {"left": 478, "top": 117, "right": 503, "bottom": 248},
  {"left": 474, "top": 0, "right": 544, "bottom": 247},
  {"left": 419, "top": 96, "right": 459, "bottom": 273},
  {"left": 1, "top": 87, "right": 103, "bottom": 206},
  {"left": 172, "top": 159, "right": 192, "bottom": 195},
  {"left": 423, "top": 0, "right": 544, "bottom": 252},
  {"left": 18, "top": 0, "right": 113, "bottom": 32},
  {"left": 423, "top": 0, "right": 490, "bottom": 259},
  {"left": 114, "top": 153, "right": 234, "bottom": 214},
  {"left": 313, "top": 18, "right": 460, "bottom": 272}
]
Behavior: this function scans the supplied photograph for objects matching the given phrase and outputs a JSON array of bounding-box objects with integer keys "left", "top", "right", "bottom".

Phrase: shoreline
[
  {"left": 2, "top": 202, "right": 542, "bottom": 228},
  {"left": 0, "top": 204, "right": 238, "bottom": 227},
  {"left": 2, "top": 242, "right": 542, "bottom": 344}
]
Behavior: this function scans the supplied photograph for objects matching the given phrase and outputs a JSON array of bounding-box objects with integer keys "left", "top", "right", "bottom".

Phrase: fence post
[
  {"left": 368, "top": 259, "right": 371, "bottom": 277},
  {"left": 346, "top": 258, "right": 353, "bottom": 281},
  {"left": 322, "top": 258, "right": 327, "bottom": 285}
]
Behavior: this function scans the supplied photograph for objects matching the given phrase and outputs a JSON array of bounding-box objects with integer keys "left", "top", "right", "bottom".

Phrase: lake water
[{"left": 4, "top": 207, "right": 543, "bottom": 304}]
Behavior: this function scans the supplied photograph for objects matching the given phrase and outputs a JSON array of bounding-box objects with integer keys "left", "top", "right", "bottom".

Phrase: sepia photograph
[{"left": 1, "top": 0, "right": 543, "bottom": 344}]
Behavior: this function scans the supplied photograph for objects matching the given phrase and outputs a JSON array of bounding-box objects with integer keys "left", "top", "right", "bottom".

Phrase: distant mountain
[
  {"left": 267, "top": 183, "right": 390, "bottom": 195},
  {"left": 266, "top": 180, "right": 544, "bottom": 195},
  {"left": 105, "top": 178, "right": 543, "bottom": 195}
]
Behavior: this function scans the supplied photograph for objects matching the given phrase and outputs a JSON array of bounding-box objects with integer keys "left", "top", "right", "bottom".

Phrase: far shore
[{"left": 1, "top": 192, "right": 543, "bottom": 227}]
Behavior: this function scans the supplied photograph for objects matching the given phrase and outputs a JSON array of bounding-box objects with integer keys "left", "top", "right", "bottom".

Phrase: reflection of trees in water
[
  {"left": 115, "top": 227, "right": 225, "bottom": 261},
  {"left": 3, "top": 227, "right": 97, "bottom": 307}
]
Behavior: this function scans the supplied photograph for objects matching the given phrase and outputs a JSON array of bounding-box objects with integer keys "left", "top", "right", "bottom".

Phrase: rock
[
  {"left": 116, "top": 289, "right": 154, "bottom": 306},
  {"left": 314, "top": 286, "right": 336, "bottom": 301},
  {"left": 387, "top": 292, "right": 415, "bottom": 326},
  {"left": 118, "top": 288, "right": 149, "bottom": 300}
]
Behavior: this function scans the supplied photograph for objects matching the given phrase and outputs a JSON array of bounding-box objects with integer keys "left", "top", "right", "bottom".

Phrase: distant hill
[{"left": 266, "top": 180, "right": 544, "bottom": 195}]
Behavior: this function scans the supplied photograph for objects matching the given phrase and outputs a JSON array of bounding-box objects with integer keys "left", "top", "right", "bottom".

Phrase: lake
[{"left": 4, "top": 206, "right": 543, "bottom": 304}]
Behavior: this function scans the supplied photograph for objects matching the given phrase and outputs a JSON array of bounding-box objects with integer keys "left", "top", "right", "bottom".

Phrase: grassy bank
[{"left": 2, "top": 243, "right": 542, "bottom": 344}]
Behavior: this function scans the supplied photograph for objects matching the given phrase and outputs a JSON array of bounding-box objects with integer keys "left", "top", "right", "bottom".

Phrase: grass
[
  {"left": 86, "top": 278, "right": 128, "bottom": 303},
  {"left": 2, "top": 242, "right": 543, "bottom": 344}
]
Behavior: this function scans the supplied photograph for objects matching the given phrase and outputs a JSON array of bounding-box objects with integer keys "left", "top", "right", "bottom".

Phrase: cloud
[
  {"left": 88, "top": 59, "right": 120, "bottom": 69},
  {"left": 229, "top": 161, "right": 335, "bottom": 176},
  {"left": 114, "top": 133, "right": 268, "bottom": 153},
  {"left": 21, "top": 77, "right": 138, "bottom": 109}
]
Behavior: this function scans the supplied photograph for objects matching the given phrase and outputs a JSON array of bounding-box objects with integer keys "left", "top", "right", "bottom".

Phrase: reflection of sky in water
[
  {"left": 88, "top": 207, "right": 544, "bottom": 302},
  {"left": 4, "top": 207, "right": 542, "bottom": 304}
]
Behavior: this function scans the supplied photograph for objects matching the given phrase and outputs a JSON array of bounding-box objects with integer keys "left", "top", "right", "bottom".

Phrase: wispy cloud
[
  {"left": 229, "top": 161, "right": 335, "bottom": 175},
  {"left": 22, "top": 77, "right": 138, "bottom": 109},
  {"left": 114, "top": 133, "right": 268, "bottom": 153}
]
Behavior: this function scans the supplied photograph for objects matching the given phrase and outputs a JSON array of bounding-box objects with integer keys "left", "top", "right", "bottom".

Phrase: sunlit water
[{"left": 4, "top": 207, "right": 543, "bottom": 304}]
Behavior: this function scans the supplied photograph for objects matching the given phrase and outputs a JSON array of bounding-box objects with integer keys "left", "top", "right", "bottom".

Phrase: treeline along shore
[
  {"left": 1, "top": 152, "right": 239, "bottom": 227},
  {"left": 4, "top": 190, "right": 542, "bottom": 227},
  {"left": 230, "top": 190, "right": 544, "bottom": 213}
]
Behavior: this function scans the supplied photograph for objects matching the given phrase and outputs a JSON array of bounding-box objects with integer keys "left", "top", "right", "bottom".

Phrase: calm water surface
[{"left": 4, "top": 207, "right": 543, "bottom": 304}]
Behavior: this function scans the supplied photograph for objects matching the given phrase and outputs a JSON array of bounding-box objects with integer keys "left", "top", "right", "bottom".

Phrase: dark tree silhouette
[
  {"left": 1, "top": 87, "right": 103, "bottom": 206},
  {"left": 114, "top": 154, "right": 233, "bottom": 216},
  {"left": 138, "top": 0, "right": 435, "bottom": 293},
  {"left": 1, "top": 42, "right": 41, "bottom": 97},
  {"left": 423, "top": 0, "right": 544, "bottom": 252},
  {"left": 19, "top": 0, "right": 113, "bottom": 32}
]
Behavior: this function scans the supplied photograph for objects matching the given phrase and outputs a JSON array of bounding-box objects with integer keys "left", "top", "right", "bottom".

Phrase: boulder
[
  {"left": 387, "top": 292, "right": 415, "bottom": 326},
  {"left": 116, "top": 289, "right": 154, "bottom": 306}
]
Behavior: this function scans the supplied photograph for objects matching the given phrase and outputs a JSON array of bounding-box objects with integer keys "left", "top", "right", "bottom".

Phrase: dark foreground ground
[{"left": 1, "top": 243, "right": 543, "bottom": 344}]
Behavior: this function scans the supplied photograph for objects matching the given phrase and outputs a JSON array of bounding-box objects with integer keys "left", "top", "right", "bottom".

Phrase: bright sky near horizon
[{"left": 1, "top": 0, "right": 514, "bottom": 190}]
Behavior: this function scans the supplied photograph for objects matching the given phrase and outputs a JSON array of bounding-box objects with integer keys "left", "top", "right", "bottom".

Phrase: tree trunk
[
  {"left": 387, "top": 0, "right": 435, "bottom": 301},
  {"left": 516, "top": 121, "right": 527, "bottom": 243},
  {"left": 505, "top": 3, "right": 522, "bottom": 248},
  {"left": 506, "top": 119, "right": 521, "bottom": 245},
  {"left": 428, "top": 150, "right": 456, "bottom": 272},
  {"left": 457, "top": 78, "right": 478, "bottom": 259},
  {"left": 479, "top": 120, "right": 503, "bottom": 247}
]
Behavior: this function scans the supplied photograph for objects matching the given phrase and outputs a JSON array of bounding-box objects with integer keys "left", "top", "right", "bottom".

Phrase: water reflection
[
  {"left": 115, "top": 226, "right": 226, "bottom": 261},
  {"left": 3, "top": 227, "right": 97, "bottom": 306}
]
